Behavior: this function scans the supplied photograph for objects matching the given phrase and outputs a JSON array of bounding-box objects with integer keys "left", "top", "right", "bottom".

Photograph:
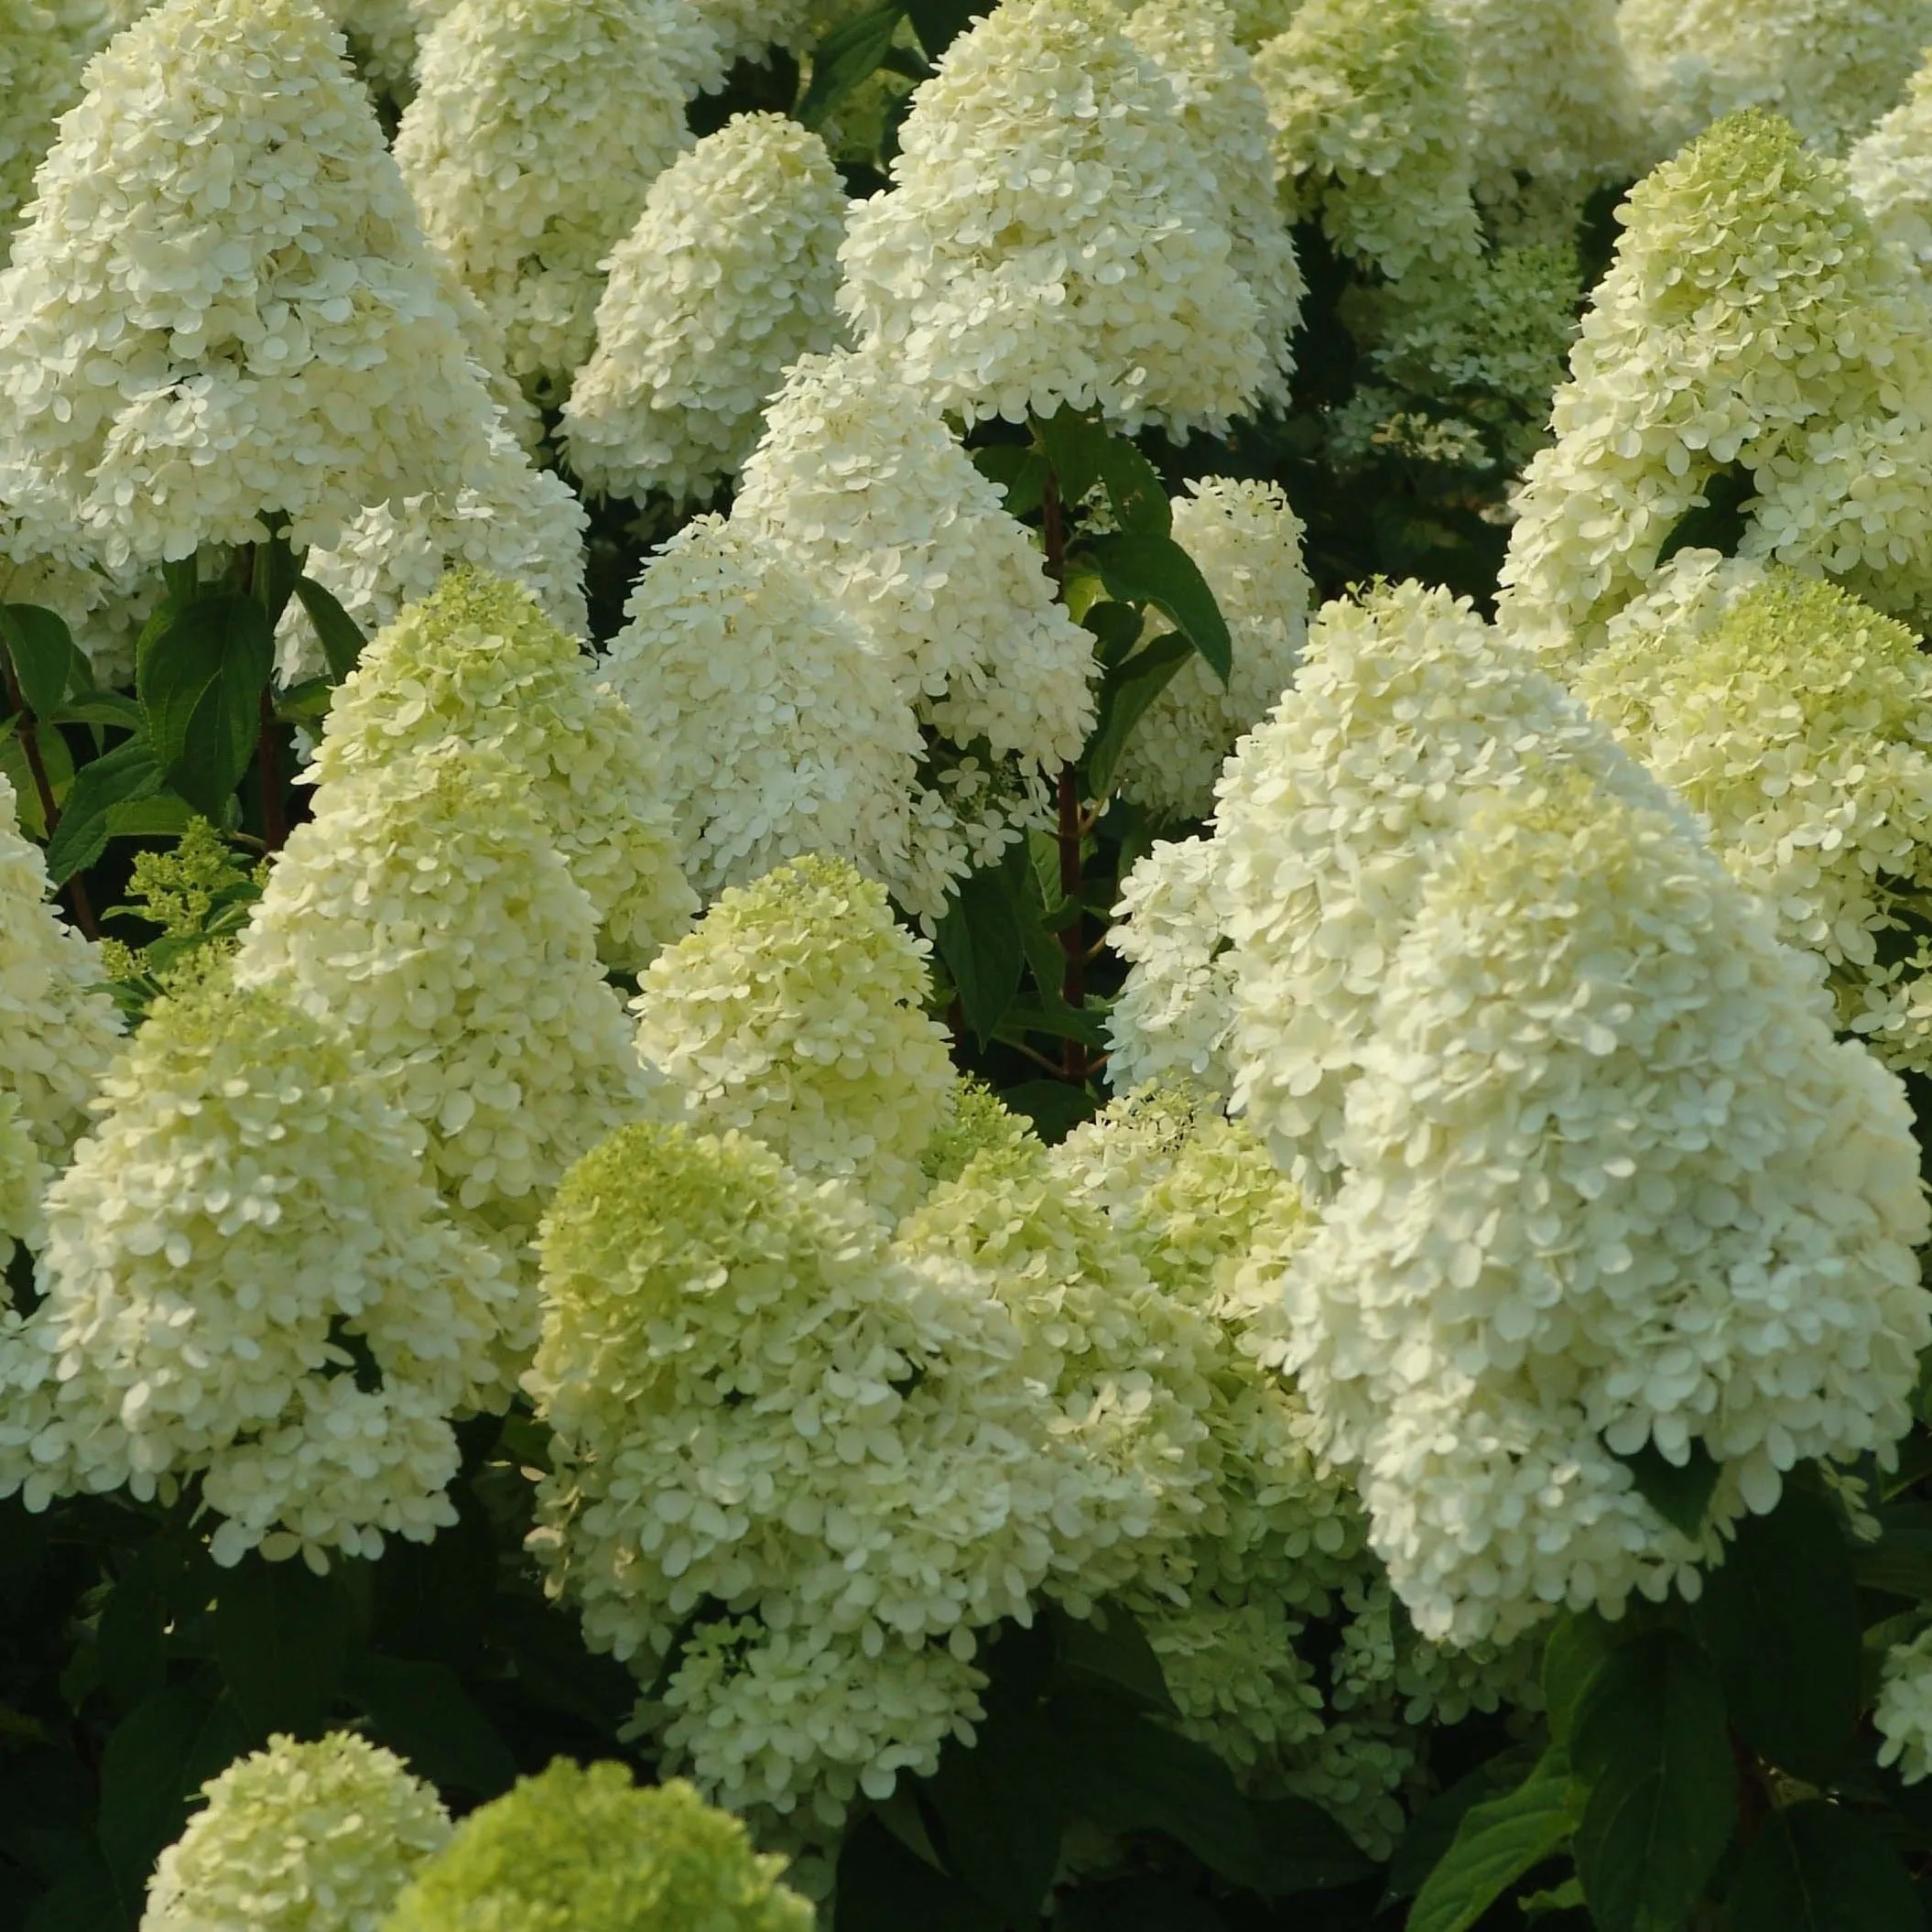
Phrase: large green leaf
[
  {"left": 45, "top": 734, "right": 162, "bottom": 883},
  {"left": 1407, "top": 1747, "right": 1579, "bottom": 1932},
  {"left": 1082, "top": 532, "right": 1230, "bottom": 683},
  {"left": 211, "top": 1555, "right": 348, "bottom": 1741},
  {"left": 291, "top": 575, "right": 365, "bottom": 683},
  {"left": 137, "top": 592, "right": 275, "bottom": 821},
  {"left": 1616, "top": 1439, "right": 1722, "bottom": 1539},
  {"left": 1570, "top": 1632, "right": 1737, "bottom": 1932},
  {"left": 798, "top": 4, "right": 905, "bottom": 125},
  {"left": 0, "top": 603, "right": 84, "bottom": 722},
  {"left": 926, "top": 1701, "right": 1067, "bottom": 1920},
  {"left": 1692, "top": 1483, "right": 1860, "bottom": 1785},
  {"left": 835, "top": 1818, "right": 1004, "bottom": 1932},
  {"left": 935, "top": 861, "right": 1026, "bottom": 1045},
  {"left": 343, "top": 1654, "right": 517, "bottom": 1798},
  {"left": 1724, "top": 1802, "right": 1924, "bottom": 1931},
  {"left": 1081, "top": 632, "right": 1193, "bottom": 798},
  {"left": 1033, "top": 411, "right": 1170, "bottom": 535},
  {"left": 96, "top": 1680, "right": 249, "bottom": 1902}
]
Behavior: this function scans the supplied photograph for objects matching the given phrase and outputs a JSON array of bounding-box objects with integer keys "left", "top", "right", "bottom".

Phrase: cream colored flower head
[
  {"left": 838, "top": 0, "right": 1270, "bottom": 434},
  {"left": 0, "top": 0, "right": 504, "bottom": 570},
  {"left": 563, "top": 114, "right": 850, "bottom": 505}
]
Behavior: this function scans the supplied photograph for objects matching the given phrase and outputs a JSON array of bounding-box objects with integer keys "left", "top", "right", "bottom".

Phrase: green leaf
[
  {"left": 52, "top": 690, "right": 142, "bottom": 730},
  {"left": 342, "top": 1653, "right": 516, "bottom": 1797},
  {"left": 995, "top": 996, "right": 1109, "bottom": 1049},
  {"left": 1246, "top": 1799, "right": 1378, "bottom": 1894},
  {"left": 96, "top": 1558, "right": 167, "bottom": 1713},
  {"left": 0, "top": 720, "right": 74, "bottom": 841},
  {"left": 96, "top": 1680, "right": 249, "bottom": 1902},
  {"left": 926, "top": 1701, "right": 1067, "bottom": 1919},
  {"left": 1083, "top": 532, "right": 1231, "bottom": 683},
  {"left": 936, "top": 863, "right": 1026, "bottom": 1045},
  {"left": 291, "top": 576, "right": 364, "bottom": 683},
  {"left": 1692, "top": 1482, "right": 1861, "bottom": 1784},
  {"left": 798, "top": 4, "right": 906, "bottom": 126},
  {"left": 1615, "top": 1438, "right": 1722, "bottom": 1539},
  {"left": 971, "top": 444, "right": 1047, "bottom": 519},
  {"left": 0, "top": 604, "right": 83, "bottom": 721},
  {"left": 137, "top": 593, "right": 274, "bottom": 821},
  {"left": 835, "top": 1818, "right": 1005, "bottom": 1932},
  {"left": 1543, "top": 1613, "right": 1624, "bottom": 1749},
  {"left": 998, "top": 1078, "right": 1097, "bottom": 1142},
  {"left": 1049, "top": 1604, "right": 1177, "bottom": 1715},
  {"left": 1079, "top": 599, "right": 1144, "bottom": 668},
  {"left": 211, "top": 1556, "right": 348, "bottom": 1742},
  {"left": 1408, "top": 1747, "right": 1579, "bottom": 1932},
  {"left": 103, "top": 795, "right": 196, "bottom": 841},
  {"left": 1051, "top": 1688, "right": 1274, "bottom": 1892},
  {"left": 1724, "top": 1802, "right": 1924, "bottom": 1931},
  {"left": 903, "top": 0, "right": 978, "bottom": 55},
  {"left": 1033, "top": 411, "right": 1170, "bottom": 535},
  {"left": 1081, "top": 632, "right": 1193, "bottom": 798},
  {"left": 1655, "top": 464, "right": 1754, "bottom": 568},
  {"left": 1570, "top": 1632, "right": 1736, "bottom": 1932},
  {"left": 1387, "top": 1744, "right": 1542, "bottom": 1902},
  {"left": 45, "top": 735, "right": 162, "bottom": 884}
]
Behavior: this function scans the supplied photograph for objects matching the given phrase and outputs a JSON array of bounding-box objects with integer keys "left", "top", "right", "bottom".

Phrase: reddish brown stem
[
  {"left": 256, "top": 685, "right": 286, "bottom": 852},
  {"left": 0, "top": 651, "right": 96, "bottom": 939},
  {"left": 1038, "top": 464, "right": 1086, "bottom": 1085}
]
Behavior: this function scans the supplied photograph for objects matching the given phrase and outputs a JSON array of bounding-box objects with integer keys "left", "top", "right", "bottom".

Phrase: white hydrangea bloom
[
  {"left": 233, "top": 742, "right": 648, "bottom": 1366},
  {"left": 277, "top": 418, "right": 590, "bottom": 684},
  {"left": 1124, "top": 0, "right": 1303, "bottom": 407},
  {"left": 0, "top": 773, "right": 121, "bottom": 1161},
  {"left": 1284, "top": 760, "right": 1932, "bottom": 1647},
  {"left": 1433, "top": 0, "right": 1638, "bottom": 237},
  {"left": 301, "top": 570, "right": 695, "bottom": 971},
  {"left": 1, "top": 965, "right": 515, "bottom": 1565},
  {"left": 1254, "top": 0, "right": 1482, "bottom": 283},
  {"left": 0, "top": 0, "right": 125, "bottom": 249},
  {"left": 331, "top": 0, "right": 422, "bottom": 97},
  {"left": 528, "top": 1122, "right": 1093, "bottom": 1829},
  {"left": 0, "top": 0, "right": 505, "bottom": 570},
  {"left": 1106, "top": 834, "right": 1237, "bottom": 1100},
  {"left": 1113, "top": 477, "right": 1311, "bottom": 821},
  {"left": 1621, "top": 0, "right": 1932, "bottom": 157},
  {"left": 896, "top": 1130, "right": 1222, "bottom": 1612},
  {"left": 1212, "top": 581, "right": 1676, "bottom": 1186},
  {"left": 837, "top": 0, "right": 1269, "bottom": 435},
  {"left": 600, "top": 513, "right": 960, "bottom": 918},
  {"left": 1498, "top": 111, "right": 1932, "bottom": 657},
  {"left": 563, "top": 115, "right": 850, "bottom": 505},
  {"left": 144, "top": 1732, "right": 450, "bottom": 1932},
  {"left": 1577, "top": 562, "right": 1932, "bottom": 1075},
  {"left": 1850, "top": 59, "right": 1932, "bottom": 271},
  {"left": 733, "top": 347, "right": 1097, "bottom": 826},
  {"left": 633, "top": 857, "right": 953, "bottom": 1219},
  {"left": 1877, "top": 1627, "right": 1932, "bottom": 1785},
  {"left": 658, "top": 1617, "right": 988, "bottom": 1836},
  {"left": 394, "top": 0, "right": 721, "bottom": 401},
  {"left": 0, "top": 1094, "right": 47, "bottom": 1280}
]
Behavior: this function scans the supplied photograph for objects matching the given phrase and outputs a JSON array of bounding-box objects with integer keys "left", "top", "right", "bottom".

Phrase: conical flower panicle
[
  {"left": 631, "top": 856, "right": 952, "bottom": 1218},
  {"left": 0, "top": 0, "right": 504, "bottom": 570},
  {"left": 1500, "top": 110, "right": 1932, "bottom": 652},
  {"left": 305, "top": 570, "right": 695, "bottom": 971},
  {"left": 1284, "top": 759, "right": 1932, "bottom": 1647},
  {"left": 394, "top": 0, "right": 722, "bottom": 400},
  {"left": 144, "top": 1733, "right": 450, "bottom": 1932},
  {"left": 277, "top": 418, "right": 591, "bottom": 683},
  {"left": 1123, "top": 0, "right": 1303, "bottom": 407},
  {"left": 600, "top": 513, "right": 959, "bottom": 917},
  {"left": 1622, "top": 0, "right": 1928, "bottom": 157},
  {"left": 836, "top": 0, "right": 1269, "bottom": 434},
  {"left": 528, "top": 1121, "right": 1092, "bottom": 1830},
  {"left": 1577, "top": 559, "right": 1932, "bottom": 1074},
  {"left": 562, "top": 114, "right": 850, "bottom": 505},
  {"left": 733, "top": 346, "right": 1097, "bottom": 832},
  {"left": 233, "top": 739, "right": 649, "bottom": 1374},
  {"left": 1254, "top": 0, "right": 1482, "bottom": 283},
  {"left": 381, "top": 1763, "right": 814, "bottom": 1932},
  {"left": 0, "top": 963, "right": 516, "bottom": 1566},
  {"left": 0, "top": 772, "right": 122, "bottom": 1161},
  {"left": 1851, "top": 54, "right": 1932, "bottom": 271}
]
